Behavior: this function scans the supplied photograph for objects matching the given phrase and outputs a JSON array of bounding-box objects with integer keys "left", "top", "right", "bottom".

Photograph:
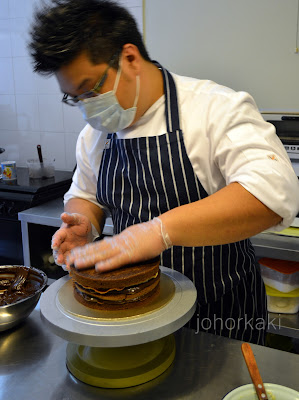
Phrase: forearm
[
  {"left": 64, "top": 198, "right": 106, "bottom": 234},
  {"left": 66, "top": 183, "right": 282, "bottom": 272},
  {"left": 159, "top": 182, "right": 282, "bottom": 247}
]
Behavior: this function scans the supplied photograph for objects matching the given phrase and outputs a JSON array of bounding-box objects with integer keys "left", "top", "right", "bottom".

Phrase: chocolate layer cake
[{"left": 69, "top": 258, "right": 160, "bottom": 310}]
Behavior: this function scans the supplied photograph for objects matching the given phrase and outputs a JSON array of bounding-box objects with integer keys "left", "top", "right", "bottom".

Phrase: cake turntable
[{"left": 40, "top": 266, "right": 197, "bottom": 388}]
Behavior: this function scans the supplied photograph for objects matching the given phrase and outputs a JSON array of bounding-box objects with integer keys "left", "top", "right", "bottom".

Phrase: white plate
[{"left": 222, "top": 383, "right": 299, "bottom": 400}]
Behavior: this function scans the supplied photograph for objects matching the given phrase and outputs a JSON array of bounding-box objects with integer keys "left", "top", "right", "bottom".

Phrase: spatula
[
  {"left": 37, "top": 144, "right": 46, "bottom": 178},
  {"left": 241, "top": 342, "right": 269, "bottom": 400}
]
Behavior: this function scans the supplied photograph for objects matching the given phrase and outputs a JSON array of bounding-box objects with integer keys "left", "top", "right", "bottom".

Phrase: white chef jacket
[{"left": 64, "top": 72, "right": 299, "bottom": 230}]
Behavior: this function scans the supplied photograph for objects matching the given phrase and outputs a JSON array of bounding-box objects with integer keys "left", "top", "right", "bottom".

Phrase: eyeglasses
[{"left": 62, "top": 52, "right": 119, "bottom": 106}]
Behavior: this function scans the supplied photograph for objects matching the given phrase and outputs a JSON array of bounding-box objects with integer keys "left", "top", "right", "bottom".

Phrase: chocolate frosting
[
  {"left": 0, "top": 266, "right": 40, "bottom": 306},
  {"left": 74, "top": 272, "right": 160, "bottom": 305}
]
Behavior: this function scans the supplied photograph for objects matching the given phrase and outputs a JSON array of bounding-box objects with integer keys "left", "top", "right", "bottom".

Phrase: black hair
[{"left": 28, "top": 0, "right": 151, "bottom": 75}]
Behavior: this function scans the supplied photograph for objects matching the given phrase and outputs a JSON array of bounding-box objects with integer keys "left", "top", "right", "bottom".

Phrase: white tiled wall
[{"left": 0, "top": 0, "right": 143, "bottom": 171}]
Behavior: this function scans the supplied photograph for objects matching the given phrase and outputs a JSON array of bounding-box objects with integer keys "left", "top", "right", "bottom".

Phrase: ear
[{"left": 121, "top": 44, "right": 142, "bottom": 76}]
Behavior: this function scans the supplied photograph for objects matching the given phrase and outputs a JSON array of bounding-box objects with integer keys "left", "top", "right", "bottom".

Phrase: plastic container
[
  {"left": 27, "top": 158, "right": 55, "bottom": 179},
  {"left": 259, "top": 258, "right": 299, "bottom": 293},
  {"left": 1, "top": 161, "right": 17, "bottom": 180},
  {"left": 265, "top": 285, "right": 299, "bottom": 314}
]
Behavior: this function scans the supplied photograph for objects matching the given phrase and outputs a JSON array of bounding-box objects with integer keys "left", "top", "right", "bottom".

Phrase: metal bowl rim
[{"left": 0, "top": 265, "right": 48, "bottom": 309}]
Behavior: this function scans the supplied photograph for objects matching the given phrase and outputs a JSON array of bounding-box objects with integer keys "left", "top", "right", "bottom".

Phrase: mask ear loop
[
  {"left": 133, "top": 75, "right": 140, "bottom": 107},
  {"left": 113, "top": 55, "right": 140, "bottom": 108},
  {"left": 113, "top": 57, "right": 122, "bottom": 93}
]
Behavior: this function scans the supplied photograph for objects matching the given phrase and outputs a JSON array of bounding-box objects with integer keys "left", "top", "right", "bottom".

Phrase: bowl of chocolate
[{"left": 0, "top": 265, "right": 48, "bottom": 332}]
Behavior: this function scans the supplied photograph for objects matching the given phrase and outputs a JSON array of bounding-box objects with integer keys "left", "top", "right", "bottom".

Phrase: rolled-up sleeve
[{"left": 212, "top": 92, "right": 299, "bottom": 230}]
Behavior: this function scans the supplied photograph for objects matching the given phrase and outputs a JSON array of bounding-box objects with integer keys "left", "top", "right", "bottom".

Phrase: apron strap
[{"left": 152, "top": 61, "right": 181, "bottom": 133}]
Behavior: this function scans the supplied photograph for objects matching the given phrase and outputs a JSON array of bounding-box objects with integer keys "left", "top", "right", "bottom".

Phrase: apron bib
[{"left": 96, "top": 63, "right": 266, "bottom": 344}]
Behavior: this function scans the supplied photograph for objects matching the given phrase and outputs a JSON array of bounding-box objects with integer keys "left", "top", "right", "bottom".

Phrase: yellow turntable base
[
  {"left": 66, "top": 334, "right": 176, "bottom": 388},
  {"left": 41, "top": 267, "right": 197, "bottom": 388}
]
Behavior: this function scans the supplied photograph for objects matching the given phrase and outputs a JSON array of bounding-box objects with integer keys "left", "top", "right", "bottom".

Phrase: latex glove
[
  {"left": 67, "top": 217, "right": 172, "bottom": 272},
  {"left": 51, "top": 212, "right": 99, "bottom": 270}
]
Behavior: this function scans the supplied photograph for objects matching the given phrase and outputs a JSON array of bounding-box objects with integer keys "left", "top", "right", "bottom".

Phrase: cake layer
[
  {"left": 73, "top": 282, "right": 160, "bottom": 311},
  {"left": 69, "top": 257, "right": 161, "bottom": 311},
  {"left": 69, "top": 257, "right": 160, "bottom": 289},
  {"left": 73, "top": 271, "right": 160, "bottom": 304}
]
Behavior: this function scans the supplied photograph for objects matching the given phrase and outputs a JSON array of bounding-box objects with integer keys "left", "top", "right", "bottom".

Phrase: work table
[
  {"left": 1, "top": 300, "right": 298, "bottom": 400},
  {"left": 18, "top": 197, "right": 299, "bottom": 262}
]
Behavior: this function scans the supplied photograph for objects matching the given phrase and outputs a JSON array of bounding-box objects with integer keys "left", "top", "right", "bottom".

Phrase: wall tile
[
  {"left": 40, "top": 131, "right": 67, "bottom": 171},
  {"left": 9, "top": 0, "right": 37, "bottom": 19},
  {"left": 0, "top": 2, "right": 144, "bottom": 172},
  {"left": 62, "top": 103, "right": 86, "bottom": 133},
  {"left": 0, "top": 19, "right": 12, "bottom": 57},
  {"left": 117, "top": 0, "right": 142, "bottom": 8},
  {"left": 0, "top": 150, "right": 7, "bottom": 167},
  {"left": 0, "top": 130, "right": 19, "bottom": 163},
  {"left": 11, "top": 18, "right": 30, "bottom": 58},
  {"left": 36, "top": 74, "right": 61, "bottom": 95},
  {"left": 18, "top": 130, "right": 41, "bottom": 166},
  {"left": 13, "top": 56, "right": 37, "bottom": 94},
  {"left": 0, "top": 58, "right": 14, "bottom": 94},
  {"left": 38, "top": 94, "right": 64, "bottom": 132},
  {"left": 129, "top": 6, "right": 143, "bottom": 33},
  {"left": 16, "top": 94, "right": 40, "bottom": 132},
  {"left": 0, "top": 0, "right": 9, "bottom": 18},
  {"left": 0, "top": 95, "right": 18, "bottom": 130},
  {"left": 64, "top": 132, "right": 78, "bottom": 171}
]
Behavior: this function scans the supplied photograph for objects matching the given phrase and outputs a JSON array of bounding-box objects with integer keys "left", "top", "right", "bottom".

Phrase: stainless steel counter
[
  {"left": 18, "top": 198, "right": 299, "bottom": 263},
  {"left": 0, "top": 300, "right": 298, "bottom": 400}
]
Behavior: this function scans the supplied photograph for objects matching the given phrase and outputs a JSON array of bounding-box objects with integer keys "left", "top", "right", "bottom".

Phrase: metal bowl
[{"left": 0, "top": 265, "right": 48, "bottom": 332}]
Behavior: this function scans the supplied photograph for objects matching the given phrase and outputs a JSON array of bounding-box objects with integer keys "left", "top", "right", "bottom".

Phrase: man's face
[{"left": 56, "top": 52, "right": 137, "bottom": 110}]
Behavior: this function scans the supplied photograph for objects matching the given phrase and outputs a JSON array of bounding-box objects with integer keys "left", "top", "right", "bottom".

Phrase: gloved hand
[
  {"left": 51, "top": 212, "right": 98, "bottom": 270},
  {"left": 67, "top": 217, "right": 172, "bottom": 272}
]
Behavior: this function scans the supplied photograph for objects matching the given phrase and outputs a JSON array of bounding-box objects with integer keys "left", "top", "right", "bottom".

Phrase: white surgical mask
[{"left": 78, "top": 59, "right": 140, "bottom": 132}]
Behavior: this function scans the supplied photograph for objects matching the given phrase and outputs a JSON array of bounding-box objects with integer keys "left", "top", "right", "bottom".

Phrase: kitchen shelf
[
  {"left": 251, "top": 232, "right": 299, "bottom": 262},
  {"left": 268, "top": 312, "right": 299, "bottom": 339}
]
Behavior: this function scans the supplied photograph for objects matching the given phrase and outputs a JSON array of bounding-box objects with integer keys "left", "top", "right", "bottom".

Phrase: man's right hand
[{"left": 51, "top": 212, "right": 94, "bottom": 269}]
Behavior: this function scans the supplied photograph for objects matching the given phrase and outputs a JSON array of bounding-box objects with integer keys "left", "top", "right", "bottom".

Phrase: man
[{"left": 29, "top": 0, "right": 299, "bottom": 344}]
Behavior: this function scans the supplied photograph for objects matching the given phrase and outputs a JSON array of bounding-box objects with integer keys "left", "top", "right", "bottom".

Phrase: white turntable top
[{"left": 40, "top": 267, "right": 197, "bottom": 347}]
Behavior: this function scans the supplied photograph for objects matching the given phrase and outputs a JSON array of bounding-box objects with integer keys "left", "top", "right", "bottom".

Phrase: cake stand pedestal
[{"left": 40, "top": 267, "right": 197, "bottom": 388}]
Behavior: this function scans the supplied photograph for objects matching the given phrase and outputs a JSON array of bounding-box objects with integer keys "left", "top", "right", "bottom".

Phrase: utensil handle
[
  {"left": 37, "top": 144, "right": 43, "bottom": 163},
  {"left": 241, "top": 343, "right": 268, "bottom": 400}
]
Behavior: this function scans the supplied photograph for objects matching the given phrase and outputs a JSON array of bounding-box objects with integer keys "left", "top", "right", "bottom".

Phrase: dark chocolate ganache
[
  {"left": 74, "top": 272, "right": 160, "bottom": 305},
  {"left": 0, "top": 266, "right": 40, "bottom": 306}
]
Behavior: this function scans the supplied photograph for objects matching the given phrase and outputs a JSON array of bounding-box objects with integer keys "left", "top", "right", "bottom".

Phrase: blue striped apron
[{"left": 97, "top": 63, "right": 267, "bottom": 345}]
